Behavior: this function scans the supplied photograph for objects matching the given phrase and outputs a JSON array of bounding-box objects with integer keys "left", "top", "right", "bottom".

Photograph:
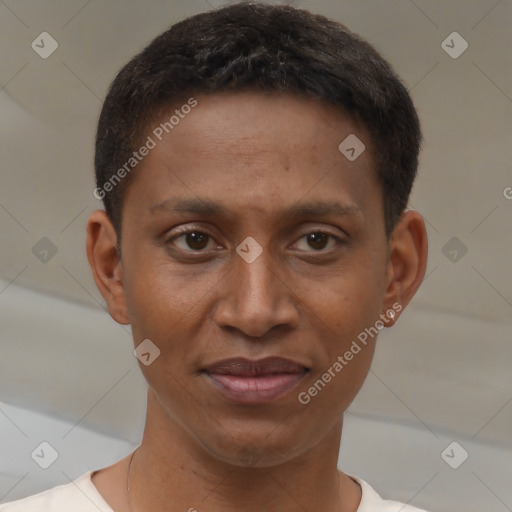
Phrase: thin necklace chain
[
  {"left": 126, "top": 449, "right": 137, "bottom": 512},
  {"left": 126, "top": 450, "right": 345, "bottom": 511}
]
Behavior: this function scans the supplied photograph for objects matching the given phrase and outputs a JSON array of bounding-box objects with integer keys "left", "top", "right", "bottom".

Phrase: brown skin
[{"left": 86, "top": 91, "right": 428, "bottom": 512}]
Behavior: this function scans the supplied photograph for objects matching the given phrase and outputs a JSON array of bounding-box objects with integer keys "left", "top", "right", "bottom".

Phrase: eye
[
  {"left": 293, "top": 232, "right": 341, "bottom": 251},
  {"left": 170, "top": 230, "right": 218, "bottom": 252}
]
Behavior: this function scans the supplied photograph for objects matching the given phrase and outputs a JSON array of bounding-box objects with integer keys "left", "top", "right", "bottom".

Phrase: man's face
[{"left": 119, "top": 91, "right": 392, "bottom": 466}]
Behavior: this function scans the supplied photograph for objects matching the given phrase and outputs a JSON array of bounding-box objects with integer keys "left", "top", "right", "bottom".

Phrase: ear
[
  {"left": 382, "top": 210, "right": 428, "bottom": 326},
  {"left": 86, "top": 210, "right": 130, "bottom": 325}
]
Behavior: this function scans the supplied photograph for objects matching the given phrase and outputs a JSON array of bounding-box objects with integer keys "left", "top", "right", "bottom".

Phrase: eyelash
[
  {"left": 167, "top": 227, "right": 218, "bottom": 252},
  {"left": 293, "top": 231, "right": 344, "bottom": 252},
  {"left": 166, "top": 227, "right": 344, "bottom": 253}
]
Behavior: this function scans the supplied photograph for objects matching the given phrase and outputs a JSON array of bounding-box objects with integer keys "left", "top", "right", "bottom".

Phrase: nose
[{"left": 213, "top": 247, "right": 300, "bottom": 338}]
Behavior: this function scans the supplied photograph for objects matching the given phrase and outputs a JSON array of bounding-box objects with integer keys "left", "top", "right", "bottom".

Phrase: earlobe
[
  {"left": 382, "top": 210, "right": 428, "bottom": 326},
  {"left": 86, "top": 210, "right": 130, "bottom": 325}
]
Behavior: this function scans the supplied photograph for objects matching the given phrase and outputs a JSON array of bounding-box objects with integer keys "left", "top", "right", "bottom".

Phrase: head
[
  {"left": 87, "top": 2, "right": 427, "bottom": 468},
  {"left": 93, "top": 1, "right": 422, "bottom": 240}
]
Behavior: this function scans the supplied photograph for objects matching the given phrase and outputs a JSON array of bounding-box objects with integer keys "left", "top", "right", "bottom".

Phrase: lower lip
[{"left": 204, "top": 372, "right": 306, "bottom": 404}]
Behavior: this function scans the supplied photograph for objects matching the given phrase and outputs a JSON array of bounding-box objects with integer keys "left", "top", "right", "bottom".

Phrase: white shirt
[{"left": 0, "top": 472, "right": 429, "bottom": 511}]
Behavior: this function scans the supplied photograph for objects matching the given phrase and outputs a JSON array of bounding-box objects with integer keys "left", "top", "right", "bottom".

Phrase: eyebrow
[
  {"left": 148, "top": 197, "right": 361, "bottom": 219},
  {"left": 149, "top": 198, "right": 227, "bottom": 216},
  {"left": 282, "top": 201, "right": 361, "bottom": 219}
]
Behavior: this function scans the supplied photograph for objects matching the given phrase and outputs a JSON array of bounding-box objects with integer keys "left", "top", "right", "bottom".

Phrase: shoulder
[
  {"left": 354, "top": 476, "right": 431, "bottom": 512},
  {"left": 0, "top": 472, "right": 113, "bottom": 512}
]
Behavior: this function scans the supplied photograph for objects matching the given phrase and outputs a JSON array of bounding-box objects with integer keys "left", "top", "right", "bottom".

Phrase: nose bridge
[
  {"left": 213, "top": 242, "right": 299, "bottom": 336},
  {"left": 235, "top": 247, "right": 281, "bottom": 311}
]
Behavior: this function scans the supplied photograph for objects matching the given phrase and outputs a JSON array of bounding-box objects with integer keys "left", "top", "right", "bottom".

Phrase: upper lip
[{"left": 203, "top": 357, "right": 309, "bottom": 376}]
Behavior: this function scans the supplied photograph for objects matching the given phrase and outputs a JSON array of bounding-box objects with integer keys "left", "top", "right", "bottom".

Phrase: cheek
[
  {"left": 297, "top": 255, "right": 387, "bottom": 341},
  {"left": 321, "top": 286, "right": 384, "bottom": 343},
  {"left": 294, "top": 256, "right": 386, "bottom": 403},
  {"left": 297, "top": 283, "right": 380, "bottom": 415},
  {"left": 121, "top": 245, "right": 215, "bottom": 339},
  {"left": 123, "top": 266, "right": 208, "bottom": 398},
  {"left": 301, "top": 344, "right": 376, "bottom": 421}
]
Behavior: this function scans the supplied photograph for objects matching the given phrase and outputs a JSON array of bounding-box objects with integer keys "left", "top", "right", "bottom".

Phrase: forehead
[
  {"left": 124, "top": 91, "right": 380, "bottom": 222},
  {"left": 153, "top": 91, "right": 370, "bottom": 161}
]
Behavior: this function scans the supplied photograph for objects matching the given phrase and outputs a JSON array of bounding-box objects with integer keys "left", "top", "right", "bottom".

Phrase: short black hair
[{"left": 94, "top": 1, "right": 421, "bottom": 238}]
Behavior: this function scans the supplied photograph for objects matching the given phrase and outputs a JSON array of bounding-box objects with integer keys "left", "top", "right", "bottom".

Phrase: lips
[
  {"left": 204, "top": 357, "right": 309, "bottom": 376},
  {"left": 202, "top": 357, "right": 309, "bottom": 404}
]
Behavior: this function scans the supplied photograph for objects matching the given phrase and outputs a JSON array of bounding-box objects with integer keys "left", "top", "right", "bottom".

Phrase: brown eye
[
  {"left": 173, "top": 231, "right": 212, "bottom": 251},
  {"left": 307, "top": 233, "right": 329, "bottom": 250},
  {"left": 293, "top": 232, "right": 341, "bottom": 252},
  {"left": 186, "top": 232, "right": 209, "bottom": 250}
]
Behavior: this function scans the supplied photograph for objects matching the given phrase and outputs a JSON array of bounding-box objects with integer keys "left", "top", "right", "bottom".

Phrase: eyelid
[
  {"left": 166, "top": 225, "right": 223, "bottom": 251},
  {"left": 168, "top": 224, "right": 212, "bottom": 238},
  {"left": 289, "top": 229, "right": 346, "bottom": 252},
  {"left": 164, "top": 224, "right": 347, "bottom": 253},
  {"left": 298, "top": 223, "right": 346, "bottom": 236}
]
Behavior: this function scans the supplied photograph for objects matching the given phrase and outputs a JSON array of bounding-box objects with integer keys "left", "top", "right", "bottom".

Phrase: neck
[{"left": 126, "top": 389, "right": 361, "bottom": 512}]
